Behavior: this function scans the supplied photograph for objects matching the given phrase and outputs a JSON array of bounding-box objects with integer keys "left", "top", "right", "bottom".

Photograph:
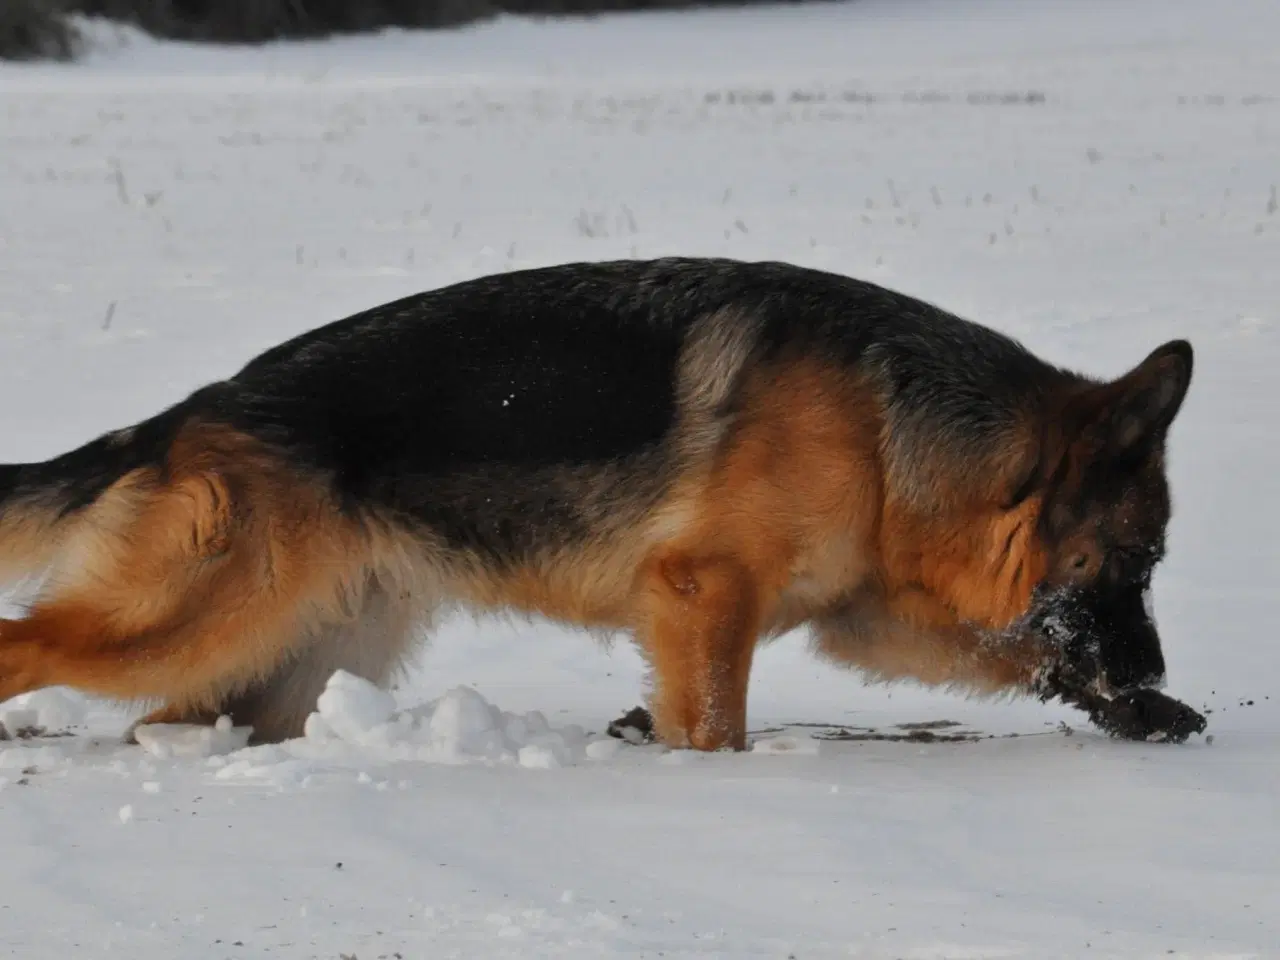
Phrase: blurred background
[{"left": 8, "top": 0, "right": 847, "bottom": 60}]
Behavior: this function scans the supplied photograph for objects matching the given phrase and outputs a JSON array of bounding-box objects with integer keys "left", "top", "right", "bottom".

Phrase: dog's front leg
[{"left": 635, "top": 549, "right": 761, "bottom": 752}]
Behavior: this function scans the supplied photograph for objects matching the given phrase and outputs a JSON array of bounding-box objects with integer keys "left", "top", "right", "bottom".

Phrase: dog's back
[{"left": 213, "top": 258, "right": 1056, "bottom": 564}]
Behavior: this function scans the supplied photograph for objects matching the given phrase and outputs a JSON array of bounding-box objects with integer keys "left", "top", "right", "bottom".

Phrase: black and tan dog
[{"left": 0, "top": 258, "right": 1204, "bottom": 748}]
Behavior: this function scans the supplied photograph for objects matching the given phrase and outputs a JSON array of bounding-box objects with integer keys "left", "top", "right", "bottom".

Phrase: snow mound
[
  {"left": 211, "top": 671, "right": 601, "bottom": 783},
  {"left": 312, "top": 669, "right": 397, "bottom": 741},
  {"left": 132, "top": 714, "right": 252, "bottom": 759},
  {"left": 0, "top": 687, "right": 88, "bottom": 736},
  {"left": 312, "top": 670, "right": 591, "bottom": 766}
]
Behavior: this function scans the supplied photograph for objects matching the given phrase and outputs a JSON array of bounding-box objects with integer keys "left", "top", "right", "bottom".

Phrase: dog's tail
[{"left": 0, "top": 401, "right": 192, "bottom": 590}]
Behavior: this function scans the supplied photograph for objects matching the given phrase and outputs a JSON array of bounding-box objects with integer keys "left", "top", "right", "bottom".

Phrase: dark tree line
[
  {"left": 2, "top": 0, "right": 79, "bottom": 59},
  {"left": 2, "top": 0, "right": 836, "bottom": 61}
]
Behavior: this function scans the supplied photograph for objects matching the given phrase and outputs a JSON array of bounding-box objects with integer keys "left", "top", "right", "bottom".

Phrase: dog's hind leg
[
  {"left": 0, "top": 424, "right": 404, "bottom": 728},
  {"left": 128, "top": 582, "right": 424, "bottom": 744}
]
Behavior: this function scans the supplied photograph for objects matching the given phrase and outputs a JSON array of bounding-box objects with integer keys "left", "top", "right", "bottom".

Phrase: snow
[
  {"left": 132, "top": 714, "right": 252, "bottom": 759},
  {"left": 750, "top": 734, "right": 821, "bottom": 756},
  {"left": 210, "top": 670, "right": 600, "bottom": 779},
  {"left": 1, "top": 0, "right": 1279, "bottom": 955},
  {"left": 0, "top": 686, "right": 88, "bottom": 736}
]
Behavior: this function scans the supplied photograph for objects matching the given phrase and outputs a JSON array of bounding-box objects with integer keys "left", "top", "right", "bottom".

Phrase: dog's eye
[{"left": 1070, "top": 554, "right": 1089, "bottom": 571}]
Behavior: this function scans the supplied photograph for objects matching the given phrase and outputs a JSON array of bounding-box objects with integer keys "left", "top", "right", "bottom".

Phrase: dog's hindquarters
[{"left": 0, "top": 412, "right": 428, "bottom": 741}]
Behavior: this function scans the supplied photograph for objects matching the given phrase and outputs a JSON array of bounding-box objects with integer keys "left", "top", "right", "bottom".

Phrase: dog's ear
[{"left": 1096, "top": 340, "right": 1193, "bottom": 457}]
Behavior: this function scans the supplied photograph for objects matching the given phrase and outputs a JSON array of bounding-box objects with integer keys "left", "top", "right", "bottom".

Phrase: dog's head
[{"left": 1018, "top": 339, "right": 1194, "bottom": 693}]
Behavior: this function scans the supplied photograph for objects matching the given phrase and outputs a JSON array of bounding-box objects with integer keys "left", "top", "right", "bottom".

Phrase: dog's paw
[{"left": 606, "top": 706, "right": 656, "bottom": 744}]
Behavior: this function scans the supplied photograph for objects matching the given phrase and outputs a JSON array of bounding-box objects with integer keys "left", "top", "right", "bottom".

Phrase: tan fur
[
  {"left": 0, "top": 496, "right": 73, "bottom": 588},
  {"left": 638, "top": 549, "right": 761, "bottom": 751},
  {"left": 812, "top": 589, "right": 1053, "bottom": 695},
  {"left": 0, "top": 423, "right": 425, "bottom": 723}
]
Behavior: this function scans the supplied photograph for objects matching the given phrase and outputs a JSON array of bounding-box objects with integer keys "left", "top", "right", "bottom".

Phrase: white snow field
[{"left": 2, "top": 0, "right": 1279, "bottom": 956}]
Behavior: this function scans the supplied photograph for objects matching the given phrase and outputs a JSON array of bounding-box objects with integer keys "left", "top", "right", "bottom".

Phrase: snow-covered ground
[{"left": 2, "top": 0, "right": 1278, "bottom": 955}]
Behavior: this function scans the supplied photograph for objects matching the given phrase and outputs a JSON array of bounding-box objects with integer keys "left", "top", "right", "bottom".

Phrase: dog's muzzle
[{"left": 1026, "top": 583, "right": 1167, "bottom": 695}]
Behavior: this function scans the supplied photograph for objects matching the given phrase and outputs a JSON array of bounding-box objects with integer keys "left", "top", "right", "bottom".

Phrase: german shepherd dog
[{"left": 0, "top": 258, "right": 1205, "bottom": 748}]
